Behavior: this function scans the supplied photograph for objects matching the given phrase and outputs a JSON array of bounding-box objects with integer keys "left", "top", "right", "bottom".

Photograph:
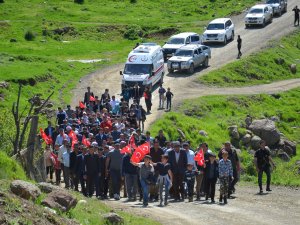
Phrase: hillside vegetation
[
  {"left": 199, "top": 31, "right": 300, "bottom": 87},
  {"left": 150, "top": 88, "right": 300, "bottom": 186}
]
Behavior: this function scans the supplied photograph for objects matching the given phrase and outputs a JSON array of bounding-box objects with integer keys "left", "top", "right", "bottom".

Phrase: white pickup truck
[{"left": 167, "top": 44, "right": 211, "bottom": 74}]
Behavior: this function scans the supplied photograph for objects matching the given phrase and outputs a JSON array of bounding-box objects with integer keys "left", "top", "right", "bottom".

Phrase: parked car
[
  {"left": 162, "top": 32, "right": 201, "bottom": 61},
  {"left": 202, "top": 18, "right": 235, "bottom": 45},
  {"left": 167, "top": 44, "right": 211, "bottom": 74},
  {"left": 266, "top": 0, "right": 287, "bottom": 16},
  {"left": 245, "top": 4, "right": 273, "bottom": 28}
]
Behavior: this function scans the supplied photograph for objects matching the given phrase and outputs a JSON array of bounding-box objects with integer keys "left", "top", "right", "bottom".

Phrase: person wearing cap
[
  {"left": 184, "top": 163, "right": 198, "bottom": 202},
  {"left": 131, "top": 155, "right": 154, "bottom": 207},
  {"left": 167, "top": 141, "right": 187, "bottom": 201},
  {"left": 105, "top": 141, "right": 123, "bottom": 200},
  {"left": 204, "top": 152, "right": 218, "bottom": 203},
  {"left": 218, "top": 141, "right": 240, "bottom": 197},
  {"left": 218, "top": 150, "right": 233, "bottom": 204}
]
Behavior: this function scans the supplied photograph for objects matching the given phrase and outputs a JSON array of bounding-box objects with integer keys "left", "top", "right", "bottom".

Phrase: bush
[
  {"left": 24, "top": 30, "right": 35, "bottom": 41},
  {"left": 0, "top": 0, "right": 4, "bottom": 3},
  {"left": 123, "top": 25, "right": 143, "bottom": 40},
  {"left": 130, "top": 0, "right": 137, "bottom": 3},
  {"left": 74, "top": 0, "right": 84, "bottom": 4}
]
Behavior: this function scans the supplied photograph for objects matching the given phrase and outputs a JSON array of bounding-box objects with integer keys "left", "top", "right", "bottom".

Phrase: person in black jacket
[
  {"left": 70, "top": 143, "right": 80, "bottom": 191},
  {"left": 74, "top": 146, "right": 87, "bottom": 196},
  {"left": 293, "top": 6, "right": 299, "bottom": 26},
  {"left": 237, "top": 35, "right": 242, "bottom": 59},
  {"left": 122, "top": 150, "right": 138, "bottom": 201},
  {"left": 204, "top": 152, "right": 218, "bottom": 203},
  {"left": 168, "top": 141, "right": 187, "bottom": 201},
  {"left": 84, "top": 86, "right": 94, "bottom": 106},
  {"left": 97, "top": 148, "right": 107, "bottom": 199},
  {"left": 184, "top": 163, "right": 198, "bottom": 202},
  {"left": 84, "top": 146, "right": 100, "bottom": 197}
]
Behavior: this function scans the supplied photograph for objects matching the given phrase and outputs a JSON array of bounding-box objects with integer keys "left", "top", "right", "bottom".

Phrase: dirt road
[
  {"left": 106, "top": 185, "right": 300, "bottom": 225},
  {"left": 71, "top": 0, "right": 299, "bottom": 131}
]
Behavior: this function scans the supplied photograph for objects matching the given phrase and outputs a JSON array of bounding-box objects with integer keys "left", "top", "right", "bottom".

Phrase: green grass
[
  {"left": 68, "top": 192, "right": 160, "bottom": 225},
  {"left": 0, "top": 151, "right": 27, "bottom": 180},
  {"left": 199, "top": 31, "right": 300, "bottom": 87},
  {"left": 149, "top": 88, "right": 300, "bottom": 186}
]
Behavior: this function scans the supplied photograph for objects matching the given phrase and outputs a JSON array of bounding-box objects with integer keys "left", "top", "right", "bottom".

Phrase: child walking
[
  {"left": 218, "top": 151, "right": 233, "bottom": 204},
  {"left": 204, "top": 152, "right": 218, "bottom": 203},
  {"left": 184, "top": 163, "right": 198, "bottom": 202},
  {"left": 152, "top": 155, "right": 173, "bottom": 206},
  {"left": 132, "top": 155, "right": 154, "bottom": 207}
]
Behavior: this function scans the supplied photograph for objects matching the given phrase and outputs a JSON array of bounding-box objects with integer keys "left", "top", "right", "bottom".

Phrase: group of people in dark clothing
[{"left": 43, "top": 86, "right": 275, "bottom": 208}]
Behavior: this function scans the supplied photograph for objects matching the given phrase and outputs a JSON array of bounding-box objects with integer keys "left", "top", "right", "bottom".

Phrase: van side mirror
[{"left": 120, "top": 71, "right": 123, "bottom": 75}]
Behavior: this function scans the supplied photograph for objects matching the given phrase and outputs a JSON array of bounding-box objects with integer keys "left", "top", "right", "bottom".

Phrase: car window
[
  {"left": 174, "top": 50, "right": 193, "bottom": 57},
  {"left": 194, "top": 49, "right": 199, "bottom": 55},
  {"left": 202, "top": 46, "right": 208, "bottom": 50},
  {"left": 191, "top": 35, "right": 200, "bottom": 42},
  {"left": 197, "top": 48, "right": 202, "bottom": 54},
  {"left": 265, "top": 7, "right": 268, "bottom": 12},
  {"left": 207, "top": 23, "right": 225, "bottom": 30},
  {"left": 166, "top": 38, "right": 185, "bottom": 45},
  {"left": 185, "top": 37, "right": 190, "bottom": 44},
  {"left": 249, "top": 8, "right": 263, "bottom": 13}
]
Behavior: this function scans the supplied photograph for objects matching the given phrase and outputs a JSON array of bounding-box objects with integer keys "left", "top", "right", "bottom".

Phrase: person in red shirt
[{"left": 100, "top": 117, "right": 112, "bottom": 131}]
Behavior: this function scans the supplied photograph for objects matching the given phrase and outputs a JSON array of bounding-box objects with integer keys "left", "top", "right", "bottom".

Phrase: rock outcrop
[
  {"left": 41, "top": 190, "right": 77, "bottom": 212},
  {"left": 10, "top": 180, "right": 41, "bottom": 201}
]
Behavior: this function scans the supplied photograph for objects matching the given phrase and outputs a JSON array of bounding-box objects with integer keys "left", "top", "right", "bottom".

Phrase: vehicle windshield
[
  {"left": 249, "top": 8, "right": 264, "bottom": 13},
  {"left": 266, "top": 0, "right": 280, "bottom": 4},
  {"left": 207, "top": 23, "right": 225, "bottom": 30},
  {"left": 124, "top": 64, "right": 152, "bottom": 75},
  {"left": 167, "top": 38, "right": 185, "bottom": 45},
  {"left": 174, "top": 50, "right": 193, "bottom": 57}
]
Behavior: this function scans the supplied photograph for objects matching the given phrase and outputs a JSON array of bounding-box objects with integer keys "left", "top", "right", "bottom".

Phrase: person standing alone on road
[
  {"left": 292, "top": 6, "right": 300, "bottom": 26},
  {"left": 165, "top": 88, "right": 174, "bottom": 111},
  {"left": 237, "top": 35, "right": 242, "bottom": 59},
  {"left": 254, "top": 140, "right": 276, "bottom": 194},
  {"left": 158, "top": 83, "right": 166, "bottom": 109}
]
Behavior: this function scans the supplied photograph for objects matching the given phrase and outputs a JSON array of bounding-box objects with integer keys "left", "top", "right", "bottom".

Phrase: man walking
[
  {"left": 158, "top": 83, "right": 166, "bottom": 109},
  {"left": 237, "top": 35, "right": 242, "bottom": 59},
  {"left": 292, "top": 6, "right": 299, "bottom": 26},
  {"left": 254, "top": 140, "right": 276, "bottom": 194},
  {"left": 168, "top": 141, "right": 187, "bottom": 201}
]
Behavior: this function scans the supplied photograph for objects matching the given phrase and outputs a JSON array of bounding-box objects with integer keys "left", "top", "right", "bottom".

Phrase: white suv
[
  {"left": 202, "top": 18, "right": 235, "bottom": 45},
  {"left": 245, "top": 4, "right": 273, "bottom": 28},
  {"left": 162, "top": 32, "right": 201, "bottom": 60}
]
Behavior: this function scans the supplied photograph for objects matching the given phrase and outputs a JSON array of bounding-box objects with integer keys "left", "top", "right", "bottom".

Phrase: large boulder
[
  {"left": 241, "top": 134, "right": 252, "bottom": 145},
  {"left": 250, "top": 135, "right": 262, "bottom": 150},
  {"left": 278, "top": 152, "right": 290, "bottom": 162},
  {"left": 283, "top": 139, "right": 296, "bottom": 156},
  {"left": 228, "top": 125, "right": 239, "bottom": 140},
  {"left": 38, "top": 182, "right": 61, "bottom": 193},
  {"left": 10, "top": 180, "right": 41, "bottom": 201},
  {"left": 41, "top": 190, "right": 77, "bottom": 212},
  {"left": 102, "top": 213, "right": 124, "bottom": 225},
  {"left": 249, "top": 119, "right": 280, "bottom": 146}
]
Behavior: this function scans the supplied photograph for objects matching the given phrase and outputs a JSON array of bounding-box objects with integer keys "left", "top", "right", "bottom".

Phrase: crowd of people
[{"left": 43, "top": 86, "right": 274, "bottom": 207}]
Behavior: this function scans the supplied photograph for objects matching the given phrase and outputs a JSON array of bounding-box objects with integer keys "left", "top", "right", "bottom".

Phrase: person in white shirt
[{"left": 55, "top": 128, "right": 69, "bottom": 146}]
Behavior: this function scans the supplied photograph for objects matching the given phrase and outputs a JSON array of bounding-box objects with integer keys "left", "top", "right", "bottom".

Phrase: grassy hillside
[
  {"left": 0, "top": 151, "right": 27, "bottom": 180},
  {"left": 199, "top": 31, "right": 300, "bottom": 87},
  {"left": 149, "top": 88, "right": 300, "bottom": 186}
]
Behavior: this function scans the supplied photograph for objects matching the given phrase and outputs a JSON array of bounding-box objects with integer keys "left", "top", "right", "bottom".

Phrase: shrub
[
  {"left": 123, "top": 25, "right": 143, "bottom": 40},
  {"left": 74, "top": 0, "right": 84, "bottom": 4},
  {"left": 130, "top": 0, "right": 137, "bottom": 3},
  {"left": 24, "top": 30, "right": 35, "bottom": 41},
  {"left": 0, "top": 0, "right": 4, "bottom": 3}
]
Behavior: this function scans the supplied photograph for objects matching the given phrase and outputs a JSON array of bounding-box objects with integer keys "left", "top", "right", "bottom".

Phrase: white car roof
[
  {"left": 251, "top": 4, "right": 270, "bottom": 9},
  {"left": 170, "top": 32, "right": 198, "bottom": 38},
  {"left": 132, "top": 43, "right": 161, "bottom": 55},
  {"left": 179, "top": 44, "right": 208, "bottom": 50},
  {"left": 209, "top": 18, "right": 231, "bottom": 24}
]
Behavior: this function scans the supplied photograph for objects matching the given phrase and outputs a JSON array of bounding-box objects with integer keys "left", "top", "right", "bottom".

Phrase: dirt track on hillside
[
  {"left": 105, "top": 185, "right": 300, "bottom": 225},
  {"left": 71, "top": 0, "right": 300, "bottom": 131}
]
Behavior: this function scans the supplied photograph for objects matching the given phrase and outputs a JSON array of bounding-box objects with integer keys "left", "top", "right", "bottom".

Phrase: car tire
[
  {"left": 262, "top": 19, "right": 266, "bottom": 27},
  {"left": 231, "top": 31, "right": 235, "bottom": 41},
  {"left": 168, "top": 68, "right": 173, "bottom": 73},
  {"left": 245, "top": 24, "right": 249, "bottom": 29},
  {"left": 223, "top": 36, "right": 227, "bottom": 45},
  {"left": 203, "top": 57, "right": 209, "bottom": 68},
  {"left": 188, "top": 64, "right": 194, "bottom": 74}
]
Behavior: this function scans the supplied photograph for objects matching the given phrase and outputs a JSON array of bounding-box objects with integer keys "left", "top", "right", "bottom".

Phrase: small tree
[
  {"left": 24, "top": 31, "right": 35, "bottom": 41},
  {"left": 74, "top": 0, "right": 84, "bottom": 4}
]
